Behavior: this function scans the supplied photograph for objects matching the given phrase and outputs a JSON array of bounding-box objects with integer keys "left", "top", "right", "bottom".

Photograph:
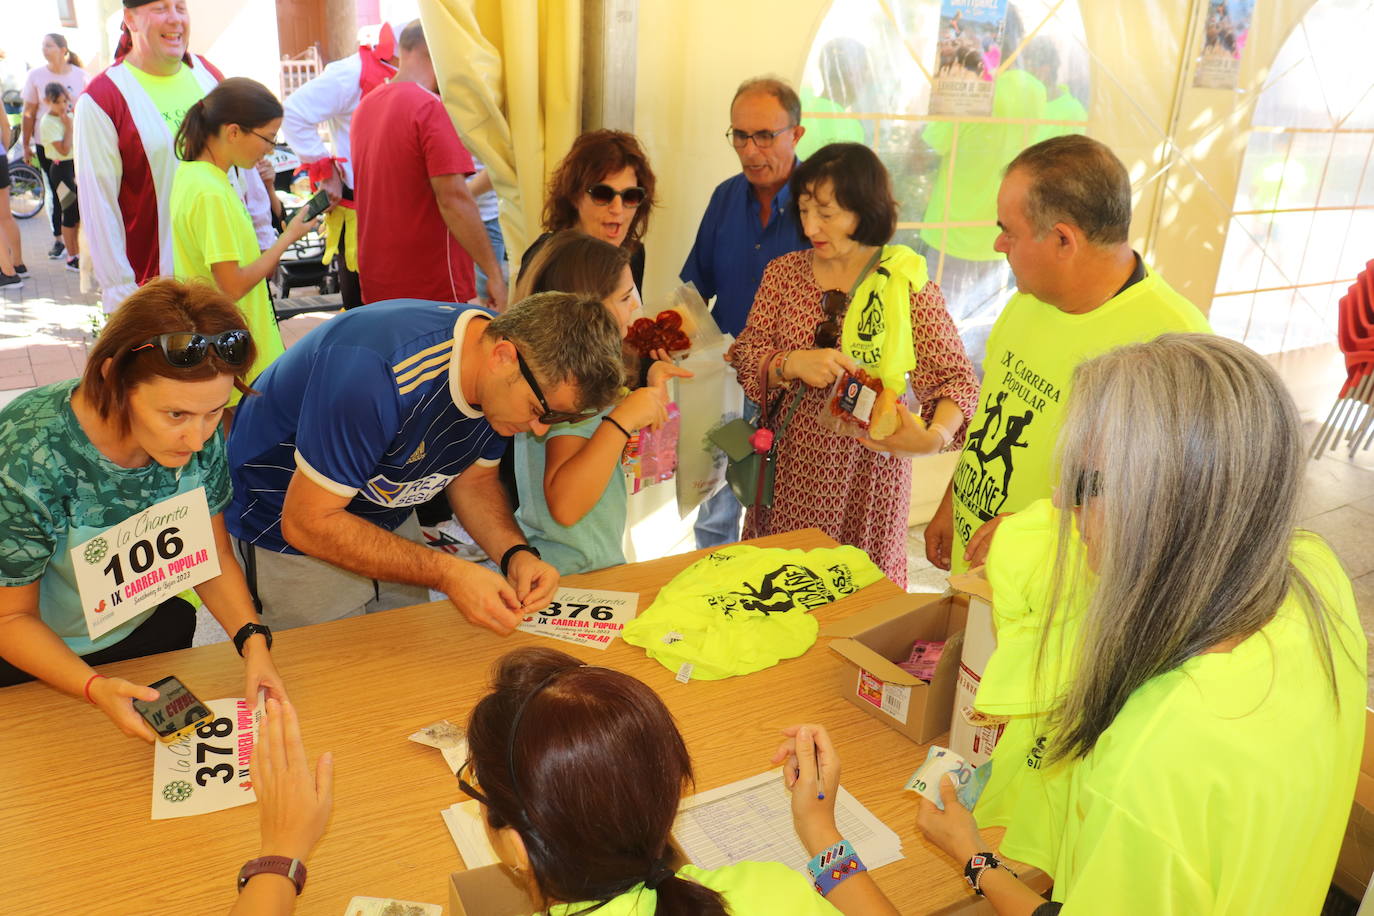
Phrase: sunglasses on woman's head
[
  {"left": 813, "top": 289, "right": 849, "bottom": 349},
  {"left": 586, "top": 184, "right": 646, "bottom": 207},
  {"left": 130, "top": 330, "right": 251, "bottom": 368}
]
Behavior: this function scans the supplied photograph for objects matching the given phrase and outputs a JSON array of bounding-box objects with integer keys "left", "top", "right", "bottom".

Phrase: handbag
[
  {"left": 709, "top": 352, "right": 804, "bottom": 509},
  {"left": 708, "top": 255, "right": 880, "bottom": 509}
]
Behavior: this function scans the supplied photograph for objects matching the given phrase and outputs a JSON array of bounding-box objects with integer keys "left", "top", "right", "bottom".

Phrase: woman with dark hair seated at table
[
  {"left": 461, "top": 646, "right": 900, "bottom": 915},
  {"left": 0, "top": 278, "right": 285, "bottom": 739},
  {"left": 519, "top": 129, "right": 656, "bottom": 292},
  {"left": 729, "top": 142, "right": 978, "bottom": 586}
]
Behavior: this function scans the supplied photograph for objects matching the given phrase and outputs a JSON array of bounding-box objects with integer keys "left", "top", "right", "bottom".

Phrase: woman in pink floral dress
[{"left": 729, "top": 144, "right": 978, "bottom": 586}]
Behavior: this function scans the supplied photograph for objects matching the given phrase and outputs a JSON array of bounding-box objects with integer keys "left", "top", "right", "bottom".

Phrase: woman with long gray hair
[{"left": 918, "top": 333, "right": 1365, "bottom": 915}]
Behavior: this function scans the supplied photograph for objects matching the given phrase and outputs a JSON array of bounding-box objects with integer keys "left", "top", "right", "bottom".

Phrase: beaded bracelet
[{"left": 806, "top": 840, "right": 867, "bottom": 897}]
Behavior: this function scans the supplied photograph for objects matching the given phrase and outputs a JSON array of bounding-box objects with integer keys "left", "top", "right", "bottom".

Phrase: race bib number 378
[{"left": 71, "top": 487, "right": 220, "bottom": 640}]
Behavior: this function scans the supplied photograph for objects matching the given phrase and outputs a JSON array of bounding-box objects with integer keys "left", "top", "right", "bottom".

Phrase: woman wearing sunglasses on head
[
  {"left": 462, "top": 646, "right": 899, "bottom": 916},
  {"left": 728, "top": 143, "right": 978, "bottom": 586},
  {"left": 917, "top": 335, "right": 1365, "bottom": 915},
  {"left": 511, "top": 231, "right": 692, "bottom": 574},
  {"left": 0, "top": 278, "right": 287, "bottom": 739},
  {"left": 170, "top": 77, "right": 320, "bottom": 422},
  {"left": 518, "top": 130, "right": 655, "bottom": 292}
]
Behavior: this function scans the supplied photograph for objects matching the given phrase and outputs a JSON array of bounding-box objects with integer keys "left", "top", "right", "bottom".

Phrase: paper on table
[
  {"left": 151, "top": 697, "right": 257, "bottom": 820},
  {"left": 517, "top": 587, "right": 639, "bottom": 651},
  {"left": 442, "top": 799, "right": 501, "bottom": 868},
  {"left": 672, "top": 770, "right": 903, "bottom": 873},
  {"left": 344, "top": 896, "right": 442, "bottom": 916},
  {"left": 408, "top": 724, "right": 468, "bottom": 774}
]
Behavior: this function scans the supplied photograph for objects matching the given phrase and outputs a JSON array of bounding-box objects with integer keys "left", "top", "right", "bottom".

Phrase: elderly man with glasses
[
  {"left": 224, "top": 292, "right": 626, "bottom": 634},
  {"left": 681, "top": 76, "right": 812, "bottom": 549}
]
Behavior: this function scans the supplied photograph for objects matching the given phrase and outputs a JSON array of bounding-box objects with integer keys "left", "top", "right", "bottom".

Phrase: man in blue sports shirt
[
  {"left": 226, "top": 293, "right": 625, "bottom": 634},
  {"left": 681, "top": 76, "right": 811, "bottom": 548}
]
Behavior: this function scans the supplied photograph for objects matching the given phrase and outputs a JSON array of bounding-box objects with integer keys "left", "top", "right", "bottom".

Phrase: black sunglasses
[
  {"left": 130, "top": 330, "right": 251, "bottom": 368},
  {"left": 813, "top": 289, "right": 849, "bottom": 349},
  {"left": 513, "top": 346, "right": 599, "bottom": 425},
  {"left": 586, "top": 183, "right": 646, "bottom": 207},
  {"left": 457, "top": 760, "right": 491, "bottom": 807},
  {"left": 725, "top": 126, "right": 794, "bottom": 149},
  {"left": 1073, "top": 469, "right": 1101, "bottom": 506}
]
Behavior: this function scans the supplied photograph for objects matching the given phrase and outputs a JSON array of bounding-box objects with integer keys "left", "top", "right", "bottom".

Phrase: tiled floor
[{"left": 5, "top": 211, "right": 1373, "bottom": 695}]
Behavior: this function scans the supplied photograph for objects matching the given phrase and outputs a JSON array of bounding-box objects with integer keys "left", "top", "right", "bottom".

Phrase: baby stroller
[
  {"left": 264, "top": 143, "right": 338, "bottom": 311},
  {"left": 4, "top": 89, "right": 46, "bottom": 221}
]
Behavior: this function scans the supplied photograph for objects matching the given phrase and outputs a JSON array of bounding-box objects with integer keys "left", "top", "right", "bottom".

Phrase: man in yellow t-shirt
[
  {"left": 924, "top": 135, "right": 1211, "bottom": 574},
  {"left": 73, "top": 0, "right": 273, "bottom": 312}
]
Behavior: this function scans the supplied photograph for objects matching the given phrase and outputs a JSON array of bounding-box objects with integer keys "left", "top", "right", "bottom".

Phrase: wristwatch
[
  {"left": 232, "top": 622, "right": 273, "bottom": 658},
  {"left": 236, "top": 856, "right": 307, "bottom": 895},
  {"left": 500, "top": 543, "right": 541, "bottom": 576}
]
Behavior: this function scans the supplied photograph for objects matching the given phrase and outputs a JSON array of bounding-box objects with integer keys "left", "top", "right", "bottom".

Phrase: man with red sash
[
  {"left": 75, "top": 0, "right": 273, "bottom": 313},
  {"left": 280, "top": 23, "right": 398, "bottom": 310}
]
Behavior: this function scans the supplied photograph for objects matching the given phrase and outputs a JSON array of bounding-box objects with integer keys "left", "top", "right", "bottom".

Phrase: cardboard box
[
  {"left": 1333, "top": 707, "right": 1374, "bottom": 899},
  {"left": 449, "top": 844, "right": 689, "bottom": 915},
  {"left": 824, "top": 592, "right": 967, "bottom": 744},
  {"left": 450, "top": 865, "right": 532, "bottom": 916},
  {"left": 946, "top": 573, "right": 1005, "bottom": 766}
]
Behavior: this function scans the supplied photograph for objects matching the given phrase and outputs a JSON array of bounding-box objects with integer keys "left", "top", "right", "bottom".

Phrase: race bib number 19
[{"left": 71, "top": 487, "right": 220, "bottom": 640}]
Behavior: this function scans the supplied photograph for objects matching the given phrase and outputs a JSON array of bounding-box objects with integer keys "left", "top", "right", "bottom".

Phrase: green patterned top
[{"left": 0, "top": 379, "right": 230, "bottom": 654}]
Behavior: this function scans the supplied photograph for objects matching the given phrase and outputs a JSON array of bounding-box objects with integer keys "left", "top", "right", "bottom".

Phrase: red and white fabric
[{"left": 74, "top": 57, "right": 273, "bottom": 312}]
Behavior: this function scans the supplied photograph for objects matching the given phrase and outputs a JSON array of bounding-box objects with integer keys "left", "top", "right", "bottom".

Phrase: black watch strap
[
  {"left": 237, "top": 855, "right": 306, "bottom": 894},
  {"left": 500, "top": 543, "right": 541, "bottom": 576},
  {"left": 233, "top": 622, "right": 273, "bottom": 657}
]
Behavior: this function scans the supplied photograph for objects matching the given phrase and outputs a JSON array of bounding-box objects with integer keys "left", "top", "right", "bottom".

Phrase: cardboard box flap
[
  {"left": 450, "top": 844, "right": 689, "bottom": 916},
  {"left": 1358, "top": 707, "right": 1374, "bottom": 809},
  {"left": 450, "top": 865, "right": 530, "bottom": 916},
  {"left": 830, "top": 637, "right": 923, "bottom": 686},
  {"left": 948, "top": 572, "right": 993, "bottom": 603},
  {"left": 821, "top": 593, "right": 946, "bottom": 639}
]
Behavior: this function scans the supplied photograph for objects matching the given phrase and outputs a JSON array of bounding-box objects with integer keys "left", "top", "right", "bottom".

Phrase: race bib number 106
[{"left": 71, "top": 487, "right": 220, "bottom": 640}]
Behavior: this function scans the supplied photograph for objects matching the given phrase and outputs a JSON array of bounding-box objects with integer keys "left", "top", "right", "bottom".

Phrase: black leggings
[
  {"left": 47, "top": 159, "right": 78, "bottom": 229},
  {"left": 0, "top": 596, "right": 197, "bottom": 688},
  {"left": 34, "top": 144, "right": 61, "bottom": 239}
]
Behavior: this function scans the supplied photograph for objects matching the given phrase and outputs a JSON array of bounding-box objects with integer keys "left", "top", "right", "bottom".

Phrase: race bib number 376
[{"left": 71, "top": 487, "right": 220, "bottom": 640}]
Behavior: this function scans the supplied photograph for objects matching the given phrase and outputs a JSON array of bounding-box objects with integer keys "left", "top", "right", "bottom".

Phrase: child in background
[
  {"left": 169, "top": 77, "right": 318, "bottom": 418},
  {"left": 512, "top": 230, "right": 691, "bottom": 573},
  {"left": 37, "top": 84, "right": 78, "bottom": 273}
]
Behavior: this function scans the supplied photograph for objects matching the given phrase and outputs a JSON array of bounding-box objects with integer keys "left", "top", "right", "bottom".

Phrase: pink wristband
[{"left": 83, "top": 673, "right": 107, "bottom": 704}]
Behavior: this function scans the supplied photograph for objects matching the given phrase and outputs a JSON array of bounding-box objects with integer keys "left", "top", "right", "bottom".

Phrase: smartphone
[
  {"left": 132, "top": 675, "right": 215, "bottom": 743},
  {"left": 301, "top": 189, "right": 331, "bottom": 222}
]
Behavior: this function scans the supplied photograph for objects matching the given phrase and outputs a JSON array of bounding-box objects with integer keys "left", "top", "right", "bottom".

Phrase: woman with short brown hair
[{"left": 0, "top": 278, "right": 287, "bottom": 739}]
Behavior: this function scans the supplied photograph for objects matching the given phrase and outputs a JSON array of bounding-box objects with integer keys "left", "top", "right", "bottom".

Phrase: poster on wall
[
  {"left": 1193, "top": 0, "right": 1254, "bottom": 89},
  {"left": 928, "top": 0, "right": 1011, "bottom": 117}
]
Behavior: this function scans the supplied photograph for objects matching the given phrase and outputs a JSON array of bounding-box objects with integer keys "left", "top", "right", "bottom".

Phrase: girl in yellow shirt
[{"left": 169, "top": 77, "right": 317, "bottom": 418}]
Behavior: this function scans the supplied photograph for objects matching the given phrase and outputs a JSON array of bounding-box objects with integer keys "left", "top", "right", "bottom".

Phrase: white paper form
[
  {"left": 441, "top": 799, "right": 501, "bottom": 868},
  {"left": 672, "top": 770, "right": 903, "bottom": 874}
]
